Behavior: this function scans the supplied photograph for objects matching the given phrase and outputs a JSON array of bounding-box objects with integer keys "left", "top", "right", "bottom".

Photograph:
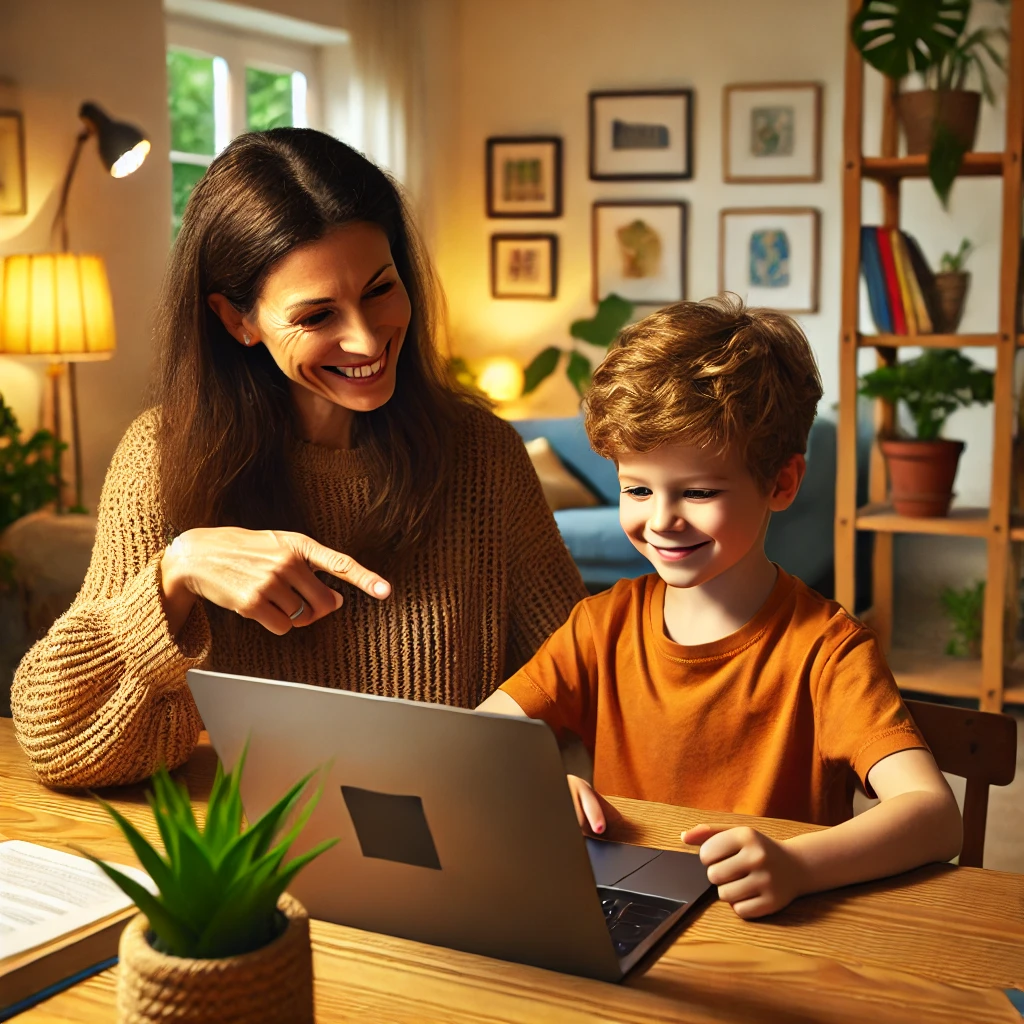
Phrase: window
[{"left": 165, "top": 18, "right": 319, "bottom": 237}]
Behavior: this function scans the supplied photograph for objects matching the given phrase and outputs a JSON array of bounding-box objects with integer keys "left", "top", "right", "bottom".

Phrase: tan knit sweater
[{"left": 11, "top": 407, "right": 586, "bottom": 789}]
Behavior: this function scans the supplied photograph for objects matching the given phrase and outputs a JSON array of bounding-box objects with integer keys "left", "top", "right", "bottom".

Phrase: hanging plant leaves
[
  {"left": 851, "top": 0, "right": 969, "bottom": 79},
  {"left": 566, "top": 351, "right": 593, "bottom": 397},
  {"left": 929, "top": 121, "right": 968, "bottom": 208},
  {"left": 569, "top": 293, "right": 634, "bottom": 348},
  {"left": 521, "top": 346, "right": 561, "bottom": 395}
]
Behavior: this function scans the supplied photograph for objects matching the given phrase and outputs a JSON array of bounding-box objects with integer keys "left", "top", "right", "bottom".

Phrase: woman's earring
[{"left": 242, "top": 332, "right": 252, "bottom": 346}]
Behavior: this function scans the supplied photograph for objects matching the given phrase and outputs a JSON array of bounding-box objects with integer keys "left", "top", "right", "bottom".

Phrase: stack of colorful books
[{"left": 860, "top": 226, "right": 939, "bottom": 335}]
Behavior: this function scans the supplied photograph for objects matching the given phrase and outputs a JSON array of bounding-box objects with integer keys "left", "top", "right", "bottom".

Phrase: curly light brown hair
[{"left": 584, "top": 294, "right": 823, "bottom": 492}]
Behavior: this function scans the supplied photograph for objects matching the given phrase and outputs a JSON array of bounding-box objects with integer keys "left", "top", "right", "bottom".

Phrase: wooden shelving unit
[{"left": 837, "top": 0, "right": 1024, "bottom": 712}]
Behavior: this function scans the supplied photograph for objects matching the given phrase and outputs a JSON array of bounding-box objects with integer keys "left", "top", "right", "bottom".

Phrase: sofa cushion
[
  {"left": 553, "top": 506, "right": 651, "bottom": 571},
  {"left": 511, "top": 416, "right": 620, "bottom": 504},
  {"left": 524, "top": 437, "right": 602, "bottom": 511}
]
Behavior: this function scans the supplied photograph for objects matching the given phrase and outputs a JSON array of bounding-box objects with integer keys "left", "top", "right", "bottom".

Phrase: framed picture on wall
[
  {"left": 491, "top": 233, "right": 558, "bottom": 299},
  {"left": 589, "top": 90, "right": 693, "bottom": 180},
  {"left": 592, "top": 201, "right": 687, "bottom": 305},
  {"left": 0, "top": 111, "right": 27, "bottom": 216},
  {"left": 486, "top": 136, "right": 562, "bottom": 218},
  {"left": 723, "top": 82, "right": 822, "bottom": 183},
  {"left": 719, "top": 207, "right": 821, "bottom": 313}
]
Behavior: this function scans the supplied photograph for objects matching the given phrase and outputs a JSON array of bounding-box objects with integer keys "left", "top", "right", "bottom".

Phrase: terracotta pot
[
  {"left": 932, "top": 271, "right": 970, "bottom": 333},
  {"left": 879, "top": 438, "right": 965, "bottom": 517},
  {"left": 117, "top": 893, "right": 314, "bottom": 1024},
  {"left": 896, "top": 89, "right": 981, "bottom": 155}
]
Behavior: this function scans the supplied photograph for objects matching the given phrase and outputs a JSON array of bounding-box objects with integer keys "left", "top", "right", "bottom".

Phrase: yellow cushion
[{"left": 524, "top": 437, "right": 601, "bottom": 512}]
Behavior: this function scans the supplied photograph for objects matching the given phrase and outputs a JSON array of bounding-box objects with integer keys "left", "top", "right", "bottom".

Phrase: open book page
[{"left": 0, "top": 841, "right": 156, "bottom": 958}]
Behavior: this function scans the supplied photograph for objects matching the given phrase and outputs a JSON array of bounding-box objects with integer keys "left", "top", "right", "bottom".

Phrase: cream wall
[{"left": 430, "top": 0, "right": 1008, "bottom": 516}]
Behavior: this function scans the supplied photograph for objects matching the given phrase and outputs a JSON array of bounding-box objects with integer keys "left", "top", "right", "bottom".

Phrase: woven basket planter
[{"left": 117, "top": 893, "right": 314, "bottom": 1024}]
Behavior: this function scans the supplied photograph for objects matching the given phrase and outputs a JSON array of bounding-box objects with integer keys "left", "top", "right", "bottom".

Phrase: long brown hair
[{"left": 153, "top": 129, "right": 474, "bottom": 564}]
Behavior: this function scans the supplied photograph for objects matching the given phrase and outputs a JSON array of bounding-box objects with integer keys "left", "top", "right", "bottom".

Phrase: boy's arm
[
  {"left": 476, "top": 689, "right": 529, "bottom": 717},
  {"left": 686, "top": 747, "right": 961, "bottom": 919}
]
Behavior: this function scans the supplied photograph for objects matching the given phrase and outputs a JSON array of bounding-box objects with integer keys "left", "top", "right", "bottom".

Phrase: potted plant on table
[
  {"left": 83, "top": 747, "right": 336, "bottom": 1024},
  {"left": 858, "top": 349, "right": 994, "bottom": 517},
  {"left": 851, "top": 0, "right": 1008, "bottom": 207}
]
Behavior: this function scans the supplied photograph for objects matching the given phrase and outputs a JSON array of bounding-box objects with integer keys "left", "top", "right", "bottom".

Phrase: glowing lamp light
[
  {"left": 78, "top": 102, "right": 150, "bottom": 178},
  {"left": 477, "top": 356, "right": 525, "bottom": 403}
]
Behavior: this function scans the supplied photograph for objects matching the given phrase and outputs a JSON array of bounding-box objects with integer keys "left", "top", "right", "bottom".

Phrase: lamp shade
[
  {"left": 79, "top": 102, "right": 150, "bottom": 178},
  {"left": 477, "top": 356, "right": 525, "bottom": 402},
  {"left": 0, "top": 253, "right": 116, "bottom": 359}
]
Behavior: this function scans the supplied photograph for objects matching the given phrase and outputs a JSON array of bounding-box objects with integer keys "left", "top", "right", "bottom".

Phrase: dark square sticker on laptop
[{"left": 341, "top": 785, "right": 442, "bottom": 870}]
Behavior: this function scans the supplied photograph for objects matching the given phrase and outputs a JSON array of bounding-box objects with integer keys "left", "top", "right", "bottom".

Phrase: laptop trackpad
[
  {"left": 614, "top": 849, "right": 710, "bottom": 904},
  {"left": 585, "top": 838, "right": 661, "bottom": 886}
]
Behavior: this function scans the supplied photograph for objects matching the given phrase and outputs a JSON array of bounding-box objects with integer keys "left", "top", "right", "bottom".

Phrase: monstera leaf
[
  {"left": 569, "top": 293, "right": 634, "bottom": 349},
  {"left": 521, "top": 346, "right": 562, "bottom": 396},
  {"left": 851, "top": 0, "right": 969, "bottom": 79}
]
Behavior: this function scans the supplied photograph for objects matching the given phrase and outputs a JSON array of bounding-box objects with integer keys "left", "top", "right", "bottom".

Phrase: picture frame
[
  {"left": 491, "top": 233, "right": 558, "bottom": 299},
  {"left": 0, "top": 110, "right": 26, "bottom": 216},
  {"left": 723, "top": 82, "right": 822, "bottom": 184},
  {"left": 719, "top": 207, "right": 821, "bottom": 314},
  {"left": 592, "top": 201, "right": 687, "bottom": 306},
  {"left": 589, "top": 90, "right": 693, "bottom": 180},
  {"left": 486, "top": 136, "right": 562, "bottom": 218}
]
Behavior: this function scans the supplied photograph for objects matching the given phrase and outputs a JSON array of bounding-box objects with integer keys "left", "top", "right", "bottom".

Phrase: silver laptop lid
[{"left": 187, "top": 669, "right": 623, "bottom": 981}]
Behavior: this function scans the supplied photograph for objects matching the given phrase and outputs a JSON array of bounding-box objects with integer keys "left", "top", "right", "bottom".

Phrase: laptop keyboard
[{"left": 596, "top": 887, "right": 679, "bottom": 957}]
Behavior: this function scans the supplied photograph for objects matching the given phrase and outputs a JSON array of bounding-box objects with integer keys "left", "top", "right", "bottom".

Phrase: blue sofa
[{"left": 512, "top": 414, "right": 838, "bottom": 592}]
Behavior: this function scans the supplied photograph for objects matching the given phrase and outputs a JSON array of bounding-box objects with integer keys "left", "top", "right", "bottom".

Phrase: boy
[{"left": 479, "top": 296, "right": 962, "bottom": 920}]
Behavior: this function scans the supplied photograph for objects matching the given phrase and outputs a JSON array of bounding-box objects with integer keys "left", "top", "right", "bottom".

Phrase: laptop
[{"left": 186, "top": 669, "right": 711, "bottom": 982}]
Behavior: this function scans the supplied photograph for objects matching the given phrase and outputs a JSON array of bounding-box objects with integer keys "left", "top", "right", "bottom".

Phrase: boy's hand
[
  {"left": 567, "top": 775, "right": 620, "bottom": 836},
  {"left": 683, "top": 824, "right": 804, "bottom": 919}
]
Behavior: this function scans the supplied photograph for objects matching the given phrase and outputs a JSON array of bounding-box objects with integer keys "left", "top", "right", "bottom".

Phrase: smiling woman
[{"left": 11, "top": 129, "right": 586, "bottom": 789}]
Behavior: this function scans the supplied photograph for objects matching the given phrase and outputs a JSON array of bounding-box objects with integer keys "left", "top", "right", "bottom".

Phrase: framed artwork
[
  {"left": 491, "top": 233, "right": 558, "bottom": 299},
  {"left": 723, "top": 82, "right": 822, "bottom": 183},
  {"left": 592, "top": 201, "right": 687, "bottom": 306},
  {"left": 0, "top": 111, "right": 26, "bottom": 216},
  {"left": 589, "top": 90, "right": 693, "bottom": 180},
  {"left": 486, "top": 136, "right": 562, "bottom": 218},
  {"left": 719, "top": 207, "right": 821, "bottom": 313}
]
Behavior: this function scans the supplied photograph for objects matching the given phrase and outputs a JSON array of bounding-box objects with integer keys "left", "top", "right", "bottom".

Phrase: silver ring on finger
[{"left": 288, "top": 598, "right": 306, "bottom": 622}]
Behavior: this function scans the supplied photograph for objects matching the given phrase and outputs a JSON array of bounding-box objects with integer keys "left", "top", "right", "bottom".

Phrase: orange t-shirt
[{"left": 500, "top": 568, "right": 926, "bottom": 826}]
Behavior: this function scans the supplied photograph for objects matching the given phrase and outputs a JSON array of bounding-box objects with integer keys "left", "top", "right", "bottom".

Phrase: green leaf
[
  {"left": 569, "top": 293, "right": 634, "bottom": 348},
  {"left": 851, "top": 0, "right": 969, "bottom": 80},
  {"left": 929, "top": 122, "right": 968, "bottom": 208},
  {"left": 521, "top": 346, "right": 561, "bottom": 395},
  {"left": 87, "top": 797, "right": 175, "bottom": 896},
  {"left": 566, "top": 351, "right": 592, "bottom": 397}
]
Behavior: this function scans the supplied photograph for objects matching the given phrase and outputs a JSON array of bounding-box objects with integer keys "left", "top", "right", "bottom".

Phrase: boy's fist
[{"left": 683, "top": 824, "right": 804, "bottom": 919}]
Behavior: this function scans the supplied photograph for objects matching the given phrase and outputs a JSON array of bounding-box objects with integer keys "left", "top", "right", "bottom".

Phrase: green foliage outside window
[
  {"left": 167, "top": 50, "right": 215, "bottom": 155},
  {"left": 171, "top": 162, "right": 206, "bottom": 238},
  {"left": 247, "top": 68, "right": 293, "bottom": 132}
]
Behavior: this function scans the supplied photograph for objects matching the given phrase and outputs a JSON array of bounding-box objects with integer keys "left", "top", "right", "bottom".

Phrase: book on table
[{"left": 0, "top": 840, "right": 154, "bottom": 1019}]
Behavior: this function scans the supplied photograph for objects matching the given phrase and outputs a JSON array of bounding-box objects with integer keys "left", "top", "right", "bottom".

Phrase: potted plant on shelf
[
  {"left": 858, "top": 349, "right": 994, "bottom": 517},
  {"left": 82, "top": 746, "right": 336, "bottom": 1024},
  {"left": 851, "top": 0, "right": 1007, "bottom": 206},
  {"left": 934, "top": 237, "right": 974, "bottom": 332},
  {"left": 941, "top": 579, "right": 985, "bottom": 657}
]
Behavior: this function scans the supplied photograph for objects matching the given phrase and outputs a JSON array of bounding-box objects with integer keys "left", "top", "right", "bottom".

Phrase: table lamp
[{"left": 0, "top": 101, "right": 148, "bottom": 512}]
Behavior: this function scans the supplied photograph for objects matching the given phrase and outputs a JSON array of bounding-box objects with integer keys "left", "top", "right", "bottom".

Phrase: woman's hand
[
  {"left": 159, "top": 528, "right": 391, "bottom": 637},
  {"left": 682, "top": 824, "right": 804, "bottom": 919}
]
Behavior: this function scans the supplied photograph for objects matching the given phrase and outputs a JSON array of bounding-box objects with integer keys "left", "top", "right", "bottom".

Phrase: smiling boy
[{"left": 479, "top": 296, "right": 962, "bottom": 919}]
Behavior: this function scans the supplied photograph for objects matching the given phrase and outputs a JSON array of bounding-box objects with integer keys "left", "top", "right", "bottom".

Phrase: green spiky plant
[
  {"left": 521, "top": 293, "right": 635, "bottom": 399},
  {"left": 941, "top": 579, "right": 985, "bottom": 657},
  {"left": 80, "top": 745, "right": 337, "bottom": 959}
]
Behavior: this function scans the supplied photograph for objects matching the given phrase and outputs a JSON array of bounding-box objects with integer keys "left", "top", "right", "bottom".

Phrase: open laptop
[{"left": 186, "top": 669, "right": 711, "bottom": 982}]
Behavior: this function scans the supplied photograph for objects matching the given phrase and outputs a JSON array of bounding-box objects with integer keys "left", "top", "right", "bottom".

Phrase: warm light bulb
[
  {"left": 110, "top": 139, "right": 150, "bottom": 178},
  {"left": 477, "top": 356, "right": 524, "bottom": 403}
]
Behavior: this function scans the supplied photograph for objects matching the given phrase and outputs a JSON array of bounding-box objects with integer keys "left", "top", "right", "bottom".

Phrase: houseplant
[
  {"left": 934, "top": 237, "right": 973, "bottom": 332},
  {"left": 858, "top": 349, "right": 993, "bottom": 516},
  {"left": 851, "top": 0, "right": 1007, "bottom": 206},
  {"left": 941, "top": 579, "right": 985, "bottom": 657},
  {"left": 521, "top": 293, "right": 634, "bottom": 398},
  {"left": 83, "top": 745, "right": 336, "bottom": 1023}
]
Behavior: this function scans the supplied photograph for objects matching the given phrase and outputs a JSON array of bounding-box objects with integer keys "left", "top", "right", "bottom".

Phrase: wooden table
[{"left": 2, "top": 719, "right": 1022, "bottom": 1024}]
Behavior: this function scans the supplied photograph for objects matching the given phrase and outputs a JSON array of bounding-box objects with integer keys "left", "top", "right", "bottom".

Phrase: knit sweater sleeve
[
  {"left": 496, "top": 419, "right": 587, "bottom": 679},
  {"left": 11, "top": 412, "right": 210, "bottom": 789}
]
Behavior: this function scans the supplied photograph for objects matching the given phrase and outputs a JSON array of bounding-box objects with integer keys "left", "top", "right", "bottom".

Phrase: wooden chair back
[{"left": 904, "top": 699, "right": 1017, "bottom": 868}]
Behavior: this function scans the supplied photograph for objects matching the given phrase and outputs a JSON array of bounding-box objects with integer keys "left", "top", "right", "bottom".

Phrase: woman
[{"left": 12, "top": 129, "right": 585, "bottom": 789}]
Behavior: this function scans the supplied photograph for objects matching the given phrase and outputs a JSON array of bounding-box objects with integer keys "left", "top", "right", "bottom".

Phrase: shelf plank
[
  {"left": 862, "top": 152, "right": 1005, "bottom": 180},
  {"left": 856, "top": 505, "right": 990, "bottom": 537},
  {"left": 889, "top": 649, "right": 980, "bottom": 699},
  {"left": 1011, "top": 524, "right": 1024, "bottom": 541},
  {"left": 858, "top": 333, "right": 998, "bottom": 348}
]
